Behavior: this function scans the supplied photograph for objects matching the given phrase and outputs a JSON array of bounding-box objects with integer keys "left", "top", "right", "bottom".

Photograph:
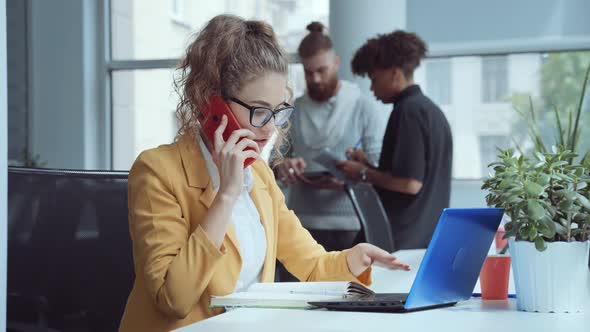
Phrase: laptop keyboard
[
  {"left": 308, "top": 293, "right": 409, "bottom": 311},
  {"left": 352, "top": 293, "right": 408, "bottom": 304}
]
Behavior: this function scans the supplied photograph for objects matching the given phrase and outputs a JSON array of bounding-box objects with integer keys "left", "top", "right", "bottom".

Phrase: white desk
[
  {"left": 369, "top": 249, "right": 516, "bottom": 295},
  {"left": 177, "top": 250, "right": 590, "bottom": 332}
]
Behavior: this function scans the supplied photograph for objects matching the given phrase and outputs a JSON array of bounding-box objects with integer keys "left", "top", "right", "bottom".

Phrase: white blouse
[{"left": 198, "top": 138, "right": 267, "bottom": 292}]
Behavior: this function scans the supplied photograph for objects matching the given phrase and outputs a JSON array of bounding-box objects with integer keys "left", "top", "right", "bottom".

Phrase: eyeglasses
[{"left": 230, "top": 97, "right": 294, "bottom": 128}]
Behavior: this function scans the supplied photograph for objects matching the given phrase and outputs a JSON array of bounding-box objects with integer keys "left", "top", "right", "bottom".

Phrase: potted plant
[{"left": 481, "top": 65, "right": 590, "bottom": 313}]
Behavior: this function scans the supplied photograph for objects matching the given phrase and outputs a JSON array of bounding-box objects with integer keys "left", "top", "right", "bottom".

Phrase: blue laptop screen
[{"left": 404, "top": 208, "right": 504, "bottom": 309}]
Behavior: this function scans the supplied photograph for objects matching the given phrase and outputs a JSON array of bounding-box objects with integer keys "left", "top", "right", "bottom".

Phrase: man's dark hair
[
  {"left": 297, "top": 22, "right": 333, "bottom": 59},
  {"left": 351, "top": 30, "right": 427, "bottom": 79}
]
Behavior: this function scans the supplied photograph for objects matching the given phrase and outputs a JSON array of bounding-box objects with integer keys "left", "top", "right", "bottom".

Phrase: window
[
  {"left": 107, "top": 0, "right": 329, "bottom": 169},
  {"left": 170, "top": 0, "right": 182, "bottom": 17},
  {"left": 479, "top": 135, "right": 510, "bottom": 178},
  {"left": 105, "top": 2, "right": 590, "bottom": 178},
  {"left": 415, "top": 51, "right": 590, "bottom": 179},
  {"left": 111, "top": 69, "right": 178, "bottom": 169},
  {"left": 111, "top": 0, "right": 329, "bottom": 60},
  {"left": 425, "top": 59, "right": 451, "bottom": 105},
  {"left": 169, "top": 0, "right": 189, "bottom": 27},
  {"left": 481, "top": 56, "right": 508, "bottom": 103}
]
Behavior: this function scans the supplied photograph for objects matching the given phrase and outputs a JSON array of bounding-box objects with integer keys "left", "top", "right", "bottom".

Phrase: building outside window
[
  {"left": 425, "top": 59, "right": 451, "bottom": 106},
  {"left": 415, "top": 52, "right": 589, "bottom": 179},
  {"left": 481, "top": 55, "right": 508, "bottom": 103}
]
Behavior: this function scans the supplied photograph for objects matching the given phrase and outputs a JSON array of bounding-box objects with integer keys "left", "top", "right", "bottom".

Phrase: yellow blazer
[{"left": 118, "top": 135, "right": 371, "bottom": 332}]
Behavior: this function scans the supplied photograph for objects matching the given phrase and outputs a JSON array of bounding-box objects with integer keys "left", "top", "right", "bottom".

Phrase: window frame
[
  {"left": 103, "top": 0, "right": 304, "bottom": 169},
  {"left": 102, "top": 0, "right": 590, "bottom": 178}
]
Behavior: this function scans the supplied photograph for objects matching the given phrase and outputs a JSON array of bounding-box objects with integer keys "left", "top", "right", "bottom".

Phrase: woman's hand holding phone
[{"left": 212, "top": 115, "right": 261, "bottom": 201}]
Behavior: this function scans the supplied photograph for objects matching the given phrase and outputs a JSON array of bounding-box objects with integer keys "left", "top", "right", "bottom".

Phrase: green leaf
[
  {"left": 519, "top": 227, "right": 529, "bottom": 239},
  {"left": 537, "top": 173, "right": 551, "bottom": 186},
  {"left": 505, "top": 224, "right": 519, "bottom": 238},
  {"left": 528, "top": 199, "right": 545, "bottom": 221},
  {"left": 570, "top": 63, "right": 590, "bottom": 153},
  {"left": 566, "top": 110, "right": 574, "bottom": 152},
  {"left": 583, "top": 151, "right": 590, "bottom": 168},
  {"left": 499, "top": 179, "right": 513, "bottom": 190},
  {"left": 534, "top": 237, "right": 547, "bottom": 251},
  {"left": 563, "top": 152, "right": 578, "bottom": 160},
  {"left": 560, "top": 190, "right": 577, "bottom": 201},
  {"left": 507, "top": 195, "right": 522, "bottom": 204},
  {"left": 528, "top": 95, "right": 537, "bottom": 123},
  {"left": 534, "top": 151, "right": 546, "bottom": 162},
  {"left": 527, "top": 226, "right": 538, "bottom": 240},
  {"left": 573, "top": 213, "right": 587, "bottom": 223},
  {"left": 553, "top": 107, "right": 565, "bottom": 147},
  {"left": 525, "top": 181, "right": 545, "bottom": 197},
  {"left": 555, "top": 222, "right": 568, "bottom": 236},
  {"left": 555, "top": 173, "right": 573, "bottom": 182},
  {"left": 576, "top": 193, "right": 590, "bottom": 210},
  {"left": 507, "top": 187, "right": 523, "bottom": 194},
  {"left": 539, "top": 216, "right": 557, "bottom": 238},
  {"left": 553, "top": 161, "right": 569, "bottom": 168},
  {"left": 559, "top": 199, "right": 574, "bottom": 212}
]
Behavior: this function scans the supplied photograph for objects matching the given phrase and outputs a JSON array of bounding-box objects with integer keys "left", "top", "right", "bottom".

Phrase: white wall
[
  {"left": 328, "top": 0, "right": 402, "bottom": 133},
  {"left": 28, "top": 0, "right": 106, "bottom": 169},
  {"left": 1, "top": 0, "right": 8, "bottom": 329},
  {"left": 450, "top": 56, "right": 482, "bottom": 179},
  {"left": 329, "top": 0, "right": 406, "bottom": 92}
]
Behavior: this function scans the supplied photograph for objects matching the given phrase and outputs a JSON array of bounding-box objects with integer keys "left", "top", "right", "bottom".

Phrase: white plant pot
[{"left": 509, "top": 238, "right": 590, "bottom": 313}]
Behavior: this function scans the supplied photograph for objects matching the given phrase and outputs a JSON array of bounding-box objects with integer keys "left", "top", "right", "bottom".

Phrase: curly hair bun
[{"left": 306, "top": 21, "right": 325, "bottom": 34}]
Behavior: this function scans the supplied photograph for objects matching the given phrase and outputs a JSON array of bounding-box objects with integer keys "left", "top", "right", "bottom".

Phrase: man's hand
[
  {"left": 346, "top": 148, "right": 370, "bottom": 166},
  {"left": 335, "top": 160, "right": 365, "bottom": 182}
]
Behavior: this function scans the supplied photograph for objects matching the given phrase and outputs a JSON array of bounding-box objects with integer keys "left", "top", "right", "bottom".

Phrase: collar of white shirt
[{"left": 197, "top": 136, "right": 254, "bottom": 192}]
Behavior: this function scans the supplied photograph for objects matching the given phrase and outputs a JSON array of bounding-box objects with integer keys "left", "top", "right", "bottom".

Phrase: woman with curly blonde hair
[{"left": 118, "top": 15, "right": 410, "bottom": 332}]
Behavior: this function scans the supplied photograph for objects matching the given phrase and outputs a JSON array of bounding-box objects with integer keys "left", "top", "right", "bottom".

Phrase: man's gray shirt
[{"left": 287, "top": 80, "right": 389, "bottom": 230}]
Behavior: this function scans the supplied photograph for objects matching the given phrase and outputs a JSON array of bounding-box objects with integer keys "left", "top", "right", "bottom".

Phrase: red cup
[
  {"left": 495, "top": 226, "right": 508, "bottom": 252},
  {"left": 480, "top": 255, "right": 511, "bottom": 300}
]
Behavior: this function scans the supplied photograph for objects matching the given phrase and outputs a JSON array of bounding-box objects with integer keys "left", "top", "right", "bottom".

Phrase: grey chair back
[{"left": 344, "top": 182, "right": 395, "bottom": 253}]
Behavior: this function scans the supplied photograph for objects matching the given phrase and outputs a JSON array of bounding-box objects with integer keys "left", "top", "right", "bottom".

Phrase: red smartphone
[{"left": 198, "top": 96, "right": 256, "bottom": 168}]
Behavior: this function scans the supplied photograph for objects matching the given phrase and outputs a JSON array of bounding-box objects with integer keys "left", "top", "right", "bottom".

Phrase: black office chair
[
  {"left": 7, "top": 167, "right": 134, "bottom": 332},
  {"left": 344, "top": 182, "right": 396, "bottom": 253}
]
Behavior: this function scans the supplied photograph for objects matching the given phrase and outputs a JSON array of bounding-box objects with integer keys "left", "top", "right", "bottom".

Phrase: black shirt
[{"left": 377, "top": 85, "right": 453, "bottom": 249}]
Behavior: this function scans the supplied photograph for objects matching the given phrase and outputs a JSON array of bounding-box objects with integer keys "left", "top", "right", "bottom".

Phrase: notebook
[{"left": 210, "top": 281, "right": 373, "bottom": 309}]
